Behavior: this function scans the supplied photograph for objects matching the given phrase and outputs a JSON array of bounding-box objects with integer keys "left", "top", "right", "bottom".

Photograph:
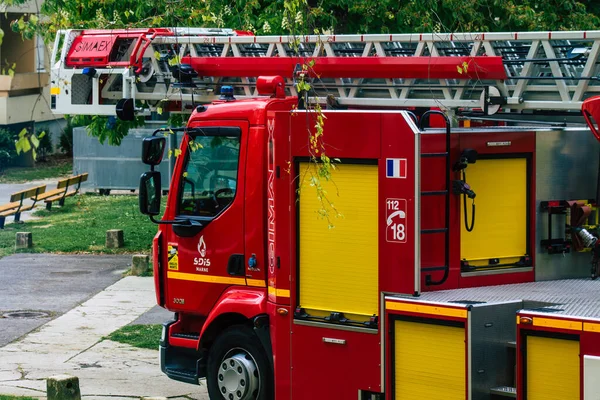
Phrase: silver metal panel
[
  {"left": 584, "top": 355, "right": 600, "bottom": 400},
  {"left": 536, "top": 128, "right": 599, "bottom": 280},
  {"left": 469, "top": 301, "right": 522, "bottom": 400},
  {"left": 73, "top": 123, "right": 180, "bottom": 191}
]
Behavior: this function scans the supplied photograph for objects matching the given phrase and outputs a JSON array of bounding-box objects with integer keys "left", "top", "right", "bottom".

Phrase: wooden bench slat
[
  {"left": 9, "top": 185, "right": 46, "bottom": 202},
  {"left": 56, "top": 177, "right": 71, "bottom": 190},
  {"left": 44, "top": 190, "right": 78, "bottom": 203},
  {"left": 0, "top": 203, "right": 35, "bottom": 217},
  {"left": 0, "top": 201, "right": 21, "bottom": 213},
  {"left": 33, "top": 188, "right": 67, "bottom": 201}
]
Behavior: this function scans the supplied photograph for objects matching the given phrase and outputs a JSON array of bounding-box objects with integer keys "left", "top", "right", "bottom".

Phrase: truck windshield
[{"left": 178, "top": 129, "right": 240, "bottom": 218}]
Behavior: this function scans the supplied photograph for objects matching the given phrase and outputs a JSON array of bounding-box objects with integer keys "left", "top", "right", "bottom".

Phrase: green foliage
[
  {"left": 0, "top": 128, "right": 17, "bottom": 172},
  {"left": 6, "top": 0, "right": 598, "bottom": 41},
  {"left": 67, "top": 114, "right": 145, "bottom": 146},
  {"left": 84, "top": 115, "right": 146, "bottom": 146},
  {"left": 104, "top": 324, "right": 162, "bottom": 350},
  {"left": 35, "top": 129, "right": 53, "bottom": 162},
  {"left": 0, "top": 396, "right": 38, "bottom": 400},
  {"left": 14, "top": 128, "right": 46, "bottom": 161}
]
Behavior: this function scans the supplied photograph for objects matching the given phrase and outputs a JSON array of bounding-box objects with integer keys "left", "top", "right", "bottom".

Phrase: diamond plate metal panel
[{"left": 408, "top": 279, "right": 600, "bottom": 319}]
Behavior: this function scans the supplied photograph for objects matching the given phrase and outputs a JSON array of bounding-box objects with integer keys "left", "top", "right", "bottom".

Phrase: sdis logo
[{"left": 194, "top": 236, "right": 211, "bottom": 272}]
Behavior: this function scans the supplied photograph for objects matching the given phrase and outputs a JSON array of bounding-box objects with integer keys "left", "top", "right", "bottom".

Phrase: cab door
[{"left": 164, "top": 123, "right": 248, "bottom": 316}]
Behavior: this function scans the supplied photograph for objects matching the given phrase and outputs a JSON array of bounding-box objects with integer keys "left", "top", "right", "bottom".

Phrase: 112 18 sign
[{"left": 386, "top": 198, "right": 407, "bottom": 243}]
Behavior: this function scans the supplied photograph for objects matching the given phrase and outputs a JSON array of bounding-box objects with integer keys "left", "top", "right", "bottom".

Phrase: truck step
[
  {"left": 171, "top": 332, "right": 200, "bottom": 340},
  {"left": 490, "top": 386, "right": 517, "bottom": 398},
  {"left": 165, "top": 367, "right": 198, "bottom": 384}
]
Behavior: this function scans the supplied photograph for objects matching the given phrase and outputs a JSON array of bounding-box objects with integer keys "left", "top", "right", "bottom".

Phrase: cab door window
[{"left": 178, "top": 129, "right": 241, "bottom": 217}]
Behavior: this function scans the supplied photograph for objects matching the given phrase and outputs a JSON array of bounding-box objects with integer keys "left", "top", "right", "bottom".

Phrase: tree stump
[
  {"left": 132, "top": 254, "right": 150, "bottom": 276},
  {"left": 47, "top": 374, "right": 81, "bottom": 400},
  {"left": 106, "top": 229, "right": 124, "bottom": 248},
  {"left": 15, "top": 232, "right": 32, "bottom": 250}
]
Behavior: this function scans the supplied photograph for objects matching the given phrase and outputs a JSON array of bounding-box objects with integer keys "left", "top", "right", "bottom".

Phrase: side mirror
[
  {"left": 142, "top": 136, "right": 166, "bottom": 166},
  {"left": 139, "top": 171, "right": 162, "bottom": 216}
]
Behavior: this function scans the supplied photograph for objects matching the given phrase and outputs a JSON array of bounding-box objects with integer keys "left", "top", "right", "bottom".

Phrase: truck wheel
[{"left": 207, "top": 325, "right": 273, "bottom": 400}]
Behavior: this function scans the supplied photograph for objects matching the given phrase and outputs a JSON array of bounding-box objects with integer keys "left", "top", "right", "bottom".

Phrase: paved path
[
  {"left": 0, "top": 254, "right": 131, "bottom": 347},
  {"left": 0, "top": 277, "right": 208, "bottom": 399}
]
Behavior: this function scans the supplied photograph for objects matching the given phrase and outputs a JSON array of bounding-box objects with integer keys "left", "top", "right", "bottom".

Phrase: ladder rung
[
  {"left": 421, "top": 190, "right": 448, "bottom": 196},
  {"left": 421, "top": 266, "right": 448, "bottom": 272},
  {"left": 421, "top": 152, "right": 448, "bottom": 158},
  {"left": 421, "top": 228, "right": 448, "bottom": 234}
]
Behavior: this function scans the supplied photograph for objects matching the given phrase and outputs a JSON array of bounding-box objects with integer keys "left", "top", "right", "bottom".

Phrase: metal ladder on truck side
[{"left": 418, "top": 111, "right": 452, "bottom": 287}]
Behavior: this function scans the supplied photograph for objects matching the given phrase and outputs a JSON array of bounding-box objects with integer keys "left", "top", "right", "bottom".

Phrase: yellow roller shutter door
[
  {"left": 460, "top": 158, "right": 527, "bottom": 266},
  {"left": 298, "top": 163, "right": 378, "bottom": 318},
  {"left": 526, "top": 336, "right": 580, "bottom": 400},
  {"left": 394, "top": 320, "right": 466, "bottom": 400}
]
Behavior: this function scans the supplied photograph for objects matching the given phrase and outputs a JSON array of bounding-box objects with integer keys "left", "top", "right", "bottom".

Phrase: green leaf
[
  {"left": 38, "top": 131, "right": 46, "bottom": 139},
  {"left": 15, "top": 139, "right": 22, "bottom": 155},
  {"left": 22, "top": 138, "right": 31, "bottom": 153},
  {"left": 18, "top": 128, "right": 27, "bottom": 139},
  {"left": 30, "top": 134, "right": 40, "bottom": 148}
]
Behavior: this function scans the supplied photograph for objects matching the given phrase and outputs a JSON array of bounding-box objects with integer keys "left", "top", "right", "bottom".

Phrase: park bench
[
  {"left": 33, "top": 173, "right": 88, "bottom": 210},
  {"left": 0, "top": 185, "right": 46, "bottom": 229}
]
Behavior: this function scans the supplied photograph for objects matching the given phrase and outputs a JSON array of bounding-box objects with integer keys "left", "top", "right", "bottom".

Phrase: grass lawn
[
  {"left": 0, "top": 155, "right": 72, "bottom": 183},
  {"left": 0, "top": 193, "right": 158, "bottom": 258},
  {"left": 104, "top": 324, "right": 162, "bottom": 350}
]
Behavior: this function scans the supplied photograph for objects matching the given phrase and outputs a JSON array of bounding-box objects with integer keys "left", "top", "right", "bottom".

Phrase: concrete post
[
  {"left": 47, "top": 374, "right": 81, "bottom": 400},
  {"left": 15, "top": 232, "right": 32, "bottom": 250},
  {"left": 132, "top": 254, "right": 150, "bottom": 276},
  {"left": 106, "top": 229, "right": 124, "bottom": 248}
]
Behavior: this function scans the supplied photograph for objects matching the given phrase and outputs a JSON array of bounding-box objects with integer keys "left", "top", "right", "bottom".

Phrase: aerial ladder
[{"left": 51, "top": 28, "right": 600, "bottom": 123}]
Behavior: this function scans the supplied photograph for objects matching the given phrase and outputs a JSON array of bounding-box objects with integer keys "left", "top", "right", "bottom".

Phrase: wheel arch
[{"left": 199, "top": 287, "right": 271, "bottom": 361}]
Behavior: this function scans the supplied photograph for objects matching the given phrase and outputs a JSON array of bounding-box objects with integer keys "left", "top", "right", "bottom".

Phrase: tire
[{"left": 206, "top": 325, "right": 273, "bottom": 400}]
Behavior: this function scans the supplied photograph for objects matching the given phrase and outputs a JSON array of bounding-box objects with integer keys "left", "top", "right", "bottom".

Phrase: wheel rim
[{"left": 218, "top": 348, "right": 260, "bottom": 400}]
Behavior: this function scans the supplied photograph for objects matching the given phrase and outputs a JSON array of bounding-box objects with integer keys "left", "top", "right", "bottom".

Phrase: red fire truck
[{"left": 52, "top": 28, "right": 600, "bottom": 400}]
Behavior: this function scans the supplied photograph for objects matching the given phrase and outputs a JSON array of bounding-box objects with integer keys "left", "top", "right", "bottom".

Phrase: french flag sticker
[{"left": 386, "top": 158, "right": 407, "bottom": 179}]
